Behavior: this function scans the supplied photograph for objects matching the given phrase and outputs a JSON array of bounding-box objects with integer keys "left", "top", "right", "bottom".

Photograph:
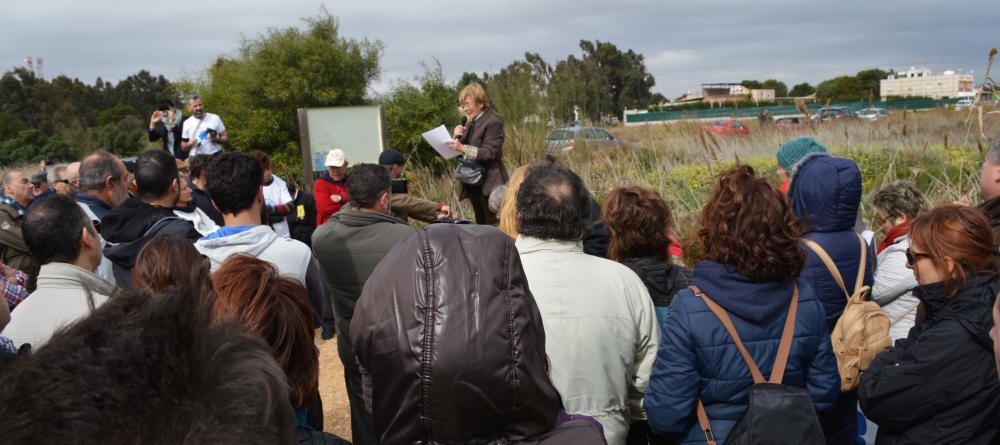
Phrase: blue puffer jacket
[
  {"left": 645, "top": 261, "right": 840, "bottom": 444},
  {"left": 788, "top": 154, "right": 875, "bottom": 331},
  {"left": 788, "top": 154, "right": 875, "bottom": 444}
]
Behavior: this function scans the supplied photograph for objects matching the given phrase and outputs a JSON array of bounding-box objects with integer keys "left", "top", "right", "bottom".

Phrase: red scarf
[{"left": 878, "top": 220, "right": 911, "bottom": 254}]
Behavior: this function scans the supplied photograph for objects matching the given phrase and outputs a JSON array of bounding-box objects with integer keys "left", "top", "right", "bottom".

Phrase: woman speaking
[{"left": 446, "top": 82, "right": 508, "bottom": 225}]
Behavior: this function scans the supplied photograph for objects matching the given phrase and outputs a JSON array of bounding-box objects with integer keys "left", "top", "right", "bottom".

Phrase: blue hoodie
[
  {"left": 787, "top": 153, "right": 875, "bottom": 444},
  {"left": 788, "top": 153, "right": 875, "bottom": 329},
  {"left": 645, "top": 261, "right": 840, "bottom": 444}
]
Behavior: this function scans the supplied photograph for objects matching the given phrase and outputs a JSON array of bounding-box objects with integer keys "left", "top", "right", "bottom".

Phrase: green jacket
[
  {"left": 0, "top": 203, "right": 39, "bottom": 291},
  {"left": 311, "top": 209, "right": 416, "bottom": 326}
]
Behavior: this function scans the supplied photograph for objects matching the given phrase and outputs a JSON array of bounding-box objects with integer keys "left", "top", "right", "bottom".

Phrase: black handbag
[
  {"left": 453, "top": 159, "right": 485, "bottom": 187},
  {"left": 691, "top": 285, "right": 825, "bottom": 445}
]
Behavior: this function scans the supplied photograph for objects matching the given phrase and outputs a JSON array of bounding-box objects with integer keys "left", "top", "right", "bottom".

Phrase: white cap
[{"left": 324, "top": 149, "right": 347, "bottom": 167}]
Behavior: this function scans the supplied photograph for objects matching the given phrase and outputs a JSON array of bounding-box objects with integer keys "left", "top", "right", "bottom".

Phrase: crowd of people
[{"left": 0, "top": 84, "right": 999, "bottom": 445}]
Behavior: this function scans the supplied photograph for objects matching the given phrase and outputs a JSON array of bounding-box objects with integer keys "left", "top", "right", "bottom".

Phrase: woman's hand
[
  {"left": 453, "top": 125, "right": 466, "bottom": 139},
  {"left": 445, "top": 140, "right": 466, "bottom": 154}
]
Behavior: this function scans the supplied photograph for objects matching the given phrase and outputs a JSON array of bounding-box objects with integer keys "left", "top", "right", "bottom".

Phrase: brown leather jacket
[
  {"left": 0, "top": 203, "right": 39, "bottom": 291},
  {"left": 459, "top": 108, "right": 509, "bottom": 198},
  {"left": 351, "top": 224, "right": 604, "bottom": 444}
]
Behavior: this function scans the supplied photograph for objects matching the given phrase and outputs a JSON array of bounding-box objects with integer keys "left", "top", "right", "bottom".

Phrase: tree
[
  {"left": 789, "top": 82, "right": 816, "bottom": 97},
  {"left": 815, "top": 75, "right": 866, "bottom": 102},
  {"left": 855, "top": 68, "right": 890, "bottom": 100},
  {"left": 382, "top": 62, "right": 459, "bottom": 169},
  {"left": 741, "top": 80, "right": 763, "bottom": 89},
  {"left": 761, "top": 79, "right": 788, "bottom": 98},
  {"left": 197, "top": 14, "right": 382, "bottom": 163},
  {"left": 579, "top": 40, "right": 659, "bottom": 120}
]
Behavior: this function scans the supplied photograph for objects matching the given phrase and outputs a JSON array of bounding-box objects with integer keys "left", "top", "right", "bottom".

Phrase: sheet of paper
[{"left": 421, "top": 125, "right": 460, "bottom": 159}]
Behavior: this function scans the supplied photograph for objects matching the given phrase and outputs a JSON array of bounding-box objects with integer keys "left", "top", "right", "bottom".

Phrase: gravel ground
[{"left": 316, "top": 330, "right": 352, "bottom": 441}]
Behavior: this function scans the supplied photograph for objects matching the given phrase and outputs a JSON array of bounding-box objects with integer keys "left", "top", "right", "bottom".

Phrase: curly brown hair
[
  {"left": 699, "top": 165, "right": 805, "bottom": 281},
  {"left": 603, "top": 186, "right": 674, "bottom": 262}
]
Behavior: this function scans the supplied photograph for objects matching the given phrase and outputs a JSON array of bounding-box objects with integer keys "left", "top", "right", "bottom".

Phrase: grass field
[{"left": 403, "top": 107, "right": 999, "bottom": 260}]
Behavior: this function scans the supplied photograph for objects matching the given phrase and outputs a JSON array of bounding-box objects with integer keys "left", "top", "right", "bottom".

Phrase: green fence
[{"left": 624, "top": 99, "right": 957, "bottom": 124}]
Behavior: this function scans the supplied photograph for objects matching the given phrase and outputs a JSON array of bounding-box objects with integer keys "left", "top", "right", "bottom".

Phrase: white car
[
  {"left": 955, "top": 99, "right": 974, "bottom": 110},
  {"left": 857, "top": 108, "right": 889, "bottom": 121}
]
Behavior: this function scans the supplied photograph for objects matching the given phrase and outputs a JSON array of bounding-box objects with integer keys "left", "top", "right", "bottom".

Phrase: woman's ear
[{"left": 943, "top": 256, "right": 957, "bottom": 276}]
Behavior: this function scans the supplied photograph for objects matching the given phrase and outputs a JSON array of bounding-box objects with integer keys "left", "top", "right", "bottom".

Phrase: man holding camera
[
  {"left": 180, "top": 96, "right": 227, "bottom": 157},
  {"left": 149, "top": 100, "right": 185, "bottom": 160}
]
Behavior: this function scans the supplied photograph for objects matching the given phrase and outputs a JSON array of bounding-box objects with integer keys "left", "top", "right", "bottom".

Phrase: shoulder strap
[
  {"left": 802, "top": 238, "right": 849, "bottom": 299},
  {"left": 803, "top": 235, "right": 867, "bottom": 300},
  {"left": 692, "top": 284, "right": 798, "bottom": 444},
  {"left": 852, "top": 234, "right": 868, "bottom": 296}
]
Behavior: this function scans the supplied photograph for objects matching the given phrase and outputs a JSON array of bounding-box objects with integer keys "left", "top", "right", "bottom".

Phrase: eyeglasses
[
  {"left": 905, "top": 248, "right": 932, "bottom": 266},
  {"left": 53, "top": 179, "right": 70, "bottom": 185}
]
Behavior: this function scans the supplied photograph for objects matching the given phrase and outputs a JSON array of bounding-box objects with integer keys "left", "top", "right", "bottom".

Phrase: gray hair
[
  {"left": 489, "top": 185, "right": 507, "bottom": 214},
  {"left": 47, "top": 164, "right": 68, "bottom": 184},
  {"left": 872, "top": 180, "right": 929, "bottom": 220},
  {"left": 79, "top": 151, "right": 123, "bottom": 191},
  {"left": 2, "top": 170, "right": 23, "bottom": 187},
  {"left": 187, "top": 95, "right": 202, "bottom": 104}
]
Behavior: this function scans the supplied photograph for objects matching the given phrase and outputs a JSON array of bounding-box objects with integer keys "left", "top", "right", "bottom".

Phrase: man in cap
[
  {"left": 30, "top": 172, "right": 51, "bottom": 203},
  {"left": 378, "top": 148, "right": 451, "bottom": 223},
  {"left": 314, "top": 149, "right": 349, "bottom": 226}
]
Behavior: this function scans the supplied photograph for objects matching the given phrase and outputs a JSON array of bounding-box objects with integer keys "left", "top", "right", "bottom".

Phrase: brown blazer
[{"left": 460, "top": 108, "right": 508, "bottom": 198}]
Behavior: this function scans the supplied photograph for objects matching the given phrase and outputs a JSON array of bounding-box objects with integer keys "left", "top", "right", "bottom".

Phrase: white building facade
[{"left": 880, "top": 67, "right": 974, "bottom": 100}]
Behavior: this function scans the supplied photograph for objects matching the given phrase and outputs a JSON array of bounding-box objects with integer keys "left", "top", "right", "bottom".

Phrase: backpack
[
  {"left": 691, "top": 284, "right": 825, "bottom": 445},
  {"left": 803, "top": 234, "right": 892, "bottom": 392}
]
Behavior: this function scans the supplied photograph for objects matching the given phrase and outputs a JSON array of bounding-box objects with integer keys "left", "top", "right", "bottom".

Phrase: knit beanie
[{"left": 776, "top": 137, "right": 828, "bottom": 171}]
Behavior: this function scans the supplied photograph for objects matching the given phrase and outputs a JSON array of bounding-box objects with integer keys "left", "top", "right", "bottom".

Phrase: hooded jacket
[
  {"left": 977, "top": 195, "right": 1000, "bottom": 245},
  {"left": 196, "top": 225, "right": 311, "bottom": 282},
  {"left": 645, "top": 261, "right": 840, "bottom": 444},
  {"left": 620, "top": 256, "right": 691, "bottom": 328},
  {"left": 787, "top": 154, "right": 874, "bottom": 443},
  {"left": 101, "top": 197, "right": 201, "bottom": 289},
  {"left": 859, "top": 272, "right": 1000, "bottom": 444},
  {"left": 788, "top": 154, "right": 876, "bottom": 329},
  {"left": 1, "top": 263, "right": 115, "bottom": 349},
  {"left": 351, "top": 224, "right": 605, "bottom": 444}
]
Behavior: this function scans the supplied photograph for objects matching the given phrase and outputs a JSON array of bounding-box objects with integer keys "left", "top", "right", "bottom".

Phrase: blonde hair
[
  {"left": 459, "top": 82, "right": 489, "bottom": 107},
  {"left": 498, "top": 165, "right": 532, "bottom": 238}
]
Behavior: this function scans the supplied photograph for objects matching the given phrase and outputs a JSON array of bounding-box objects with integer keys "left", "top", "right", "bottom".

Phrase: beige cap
[{"left": 324, "top": 149, "right": 347, "bottom": 167}]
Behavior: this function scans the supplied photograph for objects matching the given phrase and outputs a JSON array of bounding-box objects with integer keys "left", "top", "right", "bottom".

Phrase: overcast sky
[{"left": 3, "top": 0, "right": 996, "bottom": 100}]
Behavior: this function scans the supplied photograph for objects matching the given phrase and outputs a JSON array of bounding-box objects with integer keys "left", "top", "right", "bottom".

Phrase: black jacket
[
  {"left": 191, "top": 186, "right": 224, "bottom": 227},
  {"left": 100, "top": 197, "right": 201, "bottom": 289},
  {"left": 620, "top": 257, "right": 690, "bottom": 308},
  {"left": 351, "top": 224, "right": 606, "bottom": 444},
  {"left": 289, "top": 190, "right": 317, "bottom": 247},
  {"left": 859, "top": 272, "right": 1000, "bottom": 444},
  {"left": 149, "top": 117, "right": 185, "bottom": 160}
]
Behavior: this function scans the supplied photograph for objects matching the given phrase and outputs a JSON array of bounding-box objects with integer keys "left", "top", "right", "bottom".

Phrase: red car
[{"left": 703, "top": 119, "right": 750, "bottom": 135}]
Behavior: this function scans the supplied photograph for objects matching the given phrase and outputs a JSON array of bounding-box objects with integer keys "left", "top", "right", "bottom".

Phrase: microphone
[{"left": 455, "top": 116, "right": 468, "bottom": 140}]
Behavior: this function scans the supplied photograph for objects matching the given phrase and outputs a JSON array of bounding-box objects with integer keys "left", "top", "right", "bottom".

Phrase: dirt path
[{"left": 317, "top": 331, "right": 351, "bottom": 441}]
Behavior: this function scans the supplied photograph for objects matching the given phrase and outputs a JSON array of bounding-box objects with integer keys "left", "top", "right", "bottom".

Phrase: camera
[{"left": 205, "top": 129, "right": 218, "bottom": 138}]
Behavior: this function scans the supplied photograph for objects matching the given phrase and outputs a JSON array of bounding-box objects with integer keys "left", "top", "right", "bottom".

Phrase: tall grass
[{"left": 406, "top": 107, "right": 998, "bottom": 253}]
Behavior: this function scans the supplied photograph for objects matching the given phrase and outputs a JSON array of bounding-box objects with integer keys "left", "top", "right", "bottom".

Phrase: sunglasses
[{"left": 905, "top": 248, "right": 932, "bottom": 266}]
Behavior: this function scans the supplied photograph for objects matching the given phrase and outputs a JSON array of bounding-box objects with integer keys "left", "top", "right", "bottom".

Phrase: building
[
  {"left": 701, "top": 83, "right": 748, "bottom": 104},
  {"left": 880, "top": 67, "right": 975, "bottom": 100},
  {"left": 750, "top": 89, "right": 776, "bottom": 102}
]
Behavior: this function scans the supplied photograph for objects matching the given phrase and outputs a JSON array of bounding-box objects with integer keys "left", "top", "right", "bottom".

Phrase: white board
[{"left": 297, "top": 105, "right": 386, "bottom": 178}]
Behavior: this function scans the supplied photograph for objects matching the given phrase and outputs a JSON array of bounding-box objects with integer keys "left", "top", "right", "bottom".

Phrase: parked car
[
  {"left": 811, "top": 106, "right": 857, "bottom": 122},
  {"left": 545, "top": 126, "right": 624, "bottom": 153},
  {"left": 773, "top": 116, "right": 809, "bottom": 129},
  {"left": 703, "top": 118, "right": 750, "bottom": 135},
  {"left": 858, "top": 108, "right": 890, "bottom": 121},
  {"left": 955, "top": 98, "right": 974, "bottom": 110}
]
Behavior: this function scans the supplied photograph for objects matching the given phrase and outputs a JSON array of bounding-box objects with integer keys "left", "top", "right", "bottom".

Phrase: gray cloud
[{"left": 2, "top": 0, "right": 996, "bottom": 100}]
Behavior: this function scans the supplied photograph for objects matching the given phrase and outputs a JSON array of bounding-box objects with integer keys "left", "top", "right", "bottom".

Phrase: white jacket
[
  {"left": 515, "top": 236, "right": 660, "bottom": 445},
  {"left": 195, "top": 225, "right": 311, "bottom": 284},
  {"left": 872, "top": 235, "right": 919, "bottom": 340},
  {"left": 2, "top": 263, "right": 115, "bottom": 349}
]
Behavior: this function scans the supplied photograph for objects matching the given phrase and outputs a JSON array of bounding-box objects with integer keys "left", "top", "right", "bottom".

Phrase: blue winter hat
[{"left": 777, "top": 137, "right": 828, "bottom": 171}]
